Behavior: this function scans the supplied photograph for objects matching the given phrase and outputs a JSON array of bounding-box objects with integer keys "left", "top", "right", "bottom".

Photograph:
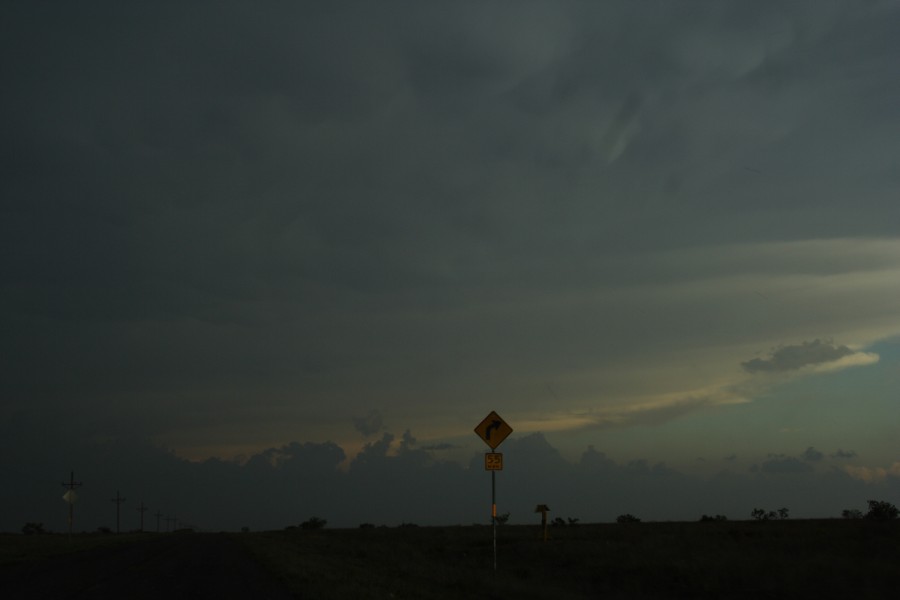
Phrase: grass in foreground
[
  {"left": 0, "top": 532, "right": 157, "bottom": 567},
  {"left": 236, "top": 520, "right": 900, "bottom": 599}
]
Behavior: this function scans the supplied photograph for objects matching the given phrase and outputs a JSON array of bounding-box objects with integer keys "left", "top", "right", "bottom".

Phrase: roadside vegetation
[
  {"left": 4, "top": 501, "right": 896, "bottom": 598},
  {"left": 0, "top": 532, "right": 154, "bottom": 566},
  {"left": 236, "top": 517, "right": 900, "bottom": 599}
]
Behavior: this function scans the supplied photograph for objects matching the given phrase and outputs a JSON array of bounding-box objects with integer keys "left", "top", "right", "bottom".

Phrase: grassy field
[
  {"left": 236, "top": 520, "right": 900, "bottom": 599},
  {"left": 2, "top": 520, "right": 897, "bottom": 598},
  {"left": 0, "top": 531, "right": 155, "bottom": 566}
]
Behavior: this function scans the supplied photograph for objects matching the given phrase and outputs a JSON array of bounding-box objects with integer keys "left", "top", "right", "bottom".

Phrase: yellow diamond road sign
[{"left": 474, "top": 411, "right": 513, "bottom": 450}]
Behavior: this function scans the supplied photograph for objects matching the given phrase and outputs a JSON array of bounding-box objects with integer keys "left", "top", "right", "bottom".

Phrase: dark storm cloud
[
  {"left": 579, "top": 445, "right": 617, "bottom": 472},
  {"left": 831, "top": 449, "right": 857, "bottom": 459},
  {"left": 421, "top": 443, "right": 460, "bottom": 452},
  {"left": 802, "top": 447, "right": 824, "bottom": 462},
  {"left": 741, "top": 340, "right": 855, "bottom": 373},
  {"left": 353, "top": 410, "right": 385, "bottom": 438},
  {"left": 398, "top": 429, "right": 416, "bottom": 451},
  {"left": 2, "top": 0, "right": 900, "bottom": 468},
  {"left": 759, "top": 454, "right": 814, "bottom": 475}
]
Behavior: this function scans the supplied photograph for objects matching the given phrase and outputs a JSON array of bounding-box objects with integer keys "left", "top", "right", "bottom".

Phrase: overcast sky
[{"left": 2, "top": 1, "right": 899, "bottom": 531}]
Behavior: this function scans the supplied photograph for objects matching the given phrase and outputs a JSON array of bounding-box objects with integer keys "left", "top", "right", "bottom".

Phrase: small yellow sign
[
  {"left": 485, "top": 452, "right": 503, "bottom": 471},
  {"left": 474, "top": 411, "right": 513, "bottom": 449}
]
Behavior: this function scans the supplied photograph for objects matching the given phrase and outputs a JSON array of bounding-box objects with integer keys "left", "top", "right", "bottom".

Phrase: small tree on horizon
[
  {"left": 616, "top": 513, "right": 641, "bottom": 523},
  {"left": 865, "top": 500, "right": 899, "bottom": 521},
  {"left": 300, "top": 517, "right": 327, "bottom": 530}
]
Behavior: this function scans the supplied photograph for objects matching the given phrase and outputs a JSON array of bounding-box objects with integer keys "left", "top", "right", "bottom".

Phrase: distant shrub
[
  {"left": 494, "top": 512, "right": 510, "bottom": 525},
  {"left": 22, "top": 522, "right": 46, "bottom": 535},
  {"left": 699, "top": 514, "right": 728, "bottom": 522},
  {"left": 300, "top": 517, "right": 327, "bottom": 530},
  {"left": 841, "top": 509, "right": 863, "bottom": 519},
  {"left": 616, "top": 514, "right": 641, "bottom": 523},
  {"left": 359, "top": 523, "right": 375, "bottom": 529},
  {"left": 865, "top": 500, "right": 899, "bottom": 521},
  {"left": 547, "top": 516, "right": 581, "bottom": 527},
  {"left": 751, "top": 508, "right": 789, "bottom": 521},
  {"left": 398, "top": 522, "right": 419, "bottom": 528},
  {"left": 97, "top": 526, "right": 112, "bottom": 535},
  {"left": 240, "top": 526, "right": 250, "bottom": 533}
]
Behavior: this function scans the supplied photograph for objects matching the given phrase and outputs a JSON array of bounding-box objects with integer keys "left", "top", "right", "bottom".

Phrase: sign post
[{"left": 474, "top": 411, "right": 512, "bottom": 572}]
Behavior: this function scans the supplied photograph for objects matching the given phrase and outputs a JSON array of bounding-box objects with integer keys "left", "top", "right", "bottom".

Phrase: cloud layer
[
  {"left": 743, "top": 340, "right": 858, "bottom": 373},
  {"left": 1, "top": 1, "right": 899, "bottom": 466},
  {"left": 6, "top": 413, "right": 900, "bottom": 533}
]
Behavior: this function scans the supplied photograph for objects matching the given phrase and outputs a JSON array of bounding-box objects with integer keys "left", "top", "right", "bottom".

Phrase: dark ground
[
  {"left": 3, "top": 520, "right": 899, "bottom": 599},
  {"left": 239, "top": 520, "right": 900, "bottom": 599},
  {"left": 0, "top": 532, "right": 294, "bottom": 599}
]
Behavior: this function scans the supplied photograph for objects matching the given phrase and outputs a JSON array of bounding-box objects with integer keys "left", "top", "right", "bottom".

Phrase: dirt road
[{"left": 0, "top": 533, "right": 295, "bottom": 599}]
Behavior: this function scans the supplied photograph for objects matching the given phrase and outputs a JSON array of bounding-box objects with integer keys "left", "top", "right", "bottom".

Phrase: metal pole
[
  {"left": 111, "top": 491, "right": 126, "bottom": 534},
  {"left": 492, "top": 470, "right": 497, "bottom": 572},
  {"left": 137, "top": 502, "right": 147, "bottom": 532}
]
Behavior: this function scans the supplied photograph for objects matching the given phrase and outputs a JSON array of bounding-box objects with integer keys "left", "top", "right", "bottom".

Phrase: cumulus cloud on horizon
[
  {"left": 802, "top": 447, "right": 824, "bottom": 462},
  {"left": 844, "top": 462, "right": 900, "bottom": 484},
  {"left": 831, "top": 449, "right": 857, "bottom": 459},
  {"left": 353, "top": 410, "right": 385, "bottom": 437},
  {"left": 757, "top": 454, "right": 815, "bottom": 475}
]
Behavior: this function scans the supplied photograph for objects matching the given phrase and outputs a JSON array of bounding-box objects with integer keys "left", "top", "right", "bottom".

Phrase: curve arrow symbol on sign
[{"left": 475, "top": 411, "right": 512, "bottom": 449}]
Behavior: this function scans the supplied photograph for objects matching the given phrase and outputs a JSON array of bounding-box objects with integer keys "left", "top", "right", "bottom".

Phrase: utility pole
[
  {"left": 166, "top": 514, "right": 177, "bottom": 532},
  {"left": 61, "top": 471, "right": 83, "bottom": 536},
  {"left": 136, "top": 501, "right": 148, "bottom": 532},
  {"left": 154, "top": 510, "right": 163, "bottom": 533},
  {"left": 110, "top": 490, "right": 126, "bottom": 534}
]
